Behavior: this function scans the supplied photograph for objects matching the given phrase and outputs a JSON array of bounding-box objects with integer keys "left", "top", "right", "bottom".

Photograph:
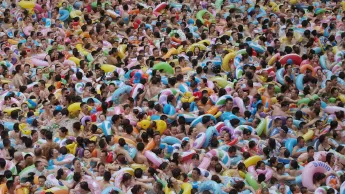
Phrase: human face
[
  {"left": 191, "top": 170, "right": 199, "bottom": 180},
  {"left": 98, "top": 165, "right": 105, "bottom": 174},
  {"left": 154, "top": 135, "right": 161, "bottom": 144},
  {"left": 307, "top": 150, "right": 314, "bottom": 160},
  {"left": 88, "top": 143, "right": 95, "bottom": 152},
  {"left": 52, "top": 149, "right": 59, "bottom": 157},
  {"left": 37, "top": 162, "right": 45, "bottom": 171},
  {"left": 74, "top": 160, "right": 81, "bottom": 169},
  {"left": 58, "top": 128, "right": 66, "bottom": 137}
]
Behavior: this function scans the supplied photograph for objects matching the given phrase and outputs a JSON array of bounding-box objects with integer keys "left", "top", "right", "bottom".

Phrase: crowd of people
[{"left": 2, "top": 0, "right": 345, "bottom": 193}]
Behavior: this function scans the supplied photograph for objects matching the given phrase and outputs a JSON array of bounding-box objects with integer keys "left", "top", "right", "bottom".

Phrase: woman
[
  {"left": 318, "top": 135, "right": 335, "bottom": 152},
  {"left": 167, "top": 177, "right": 183, "bottom": 194},
  {"left": 232, "top": 181, "right": 255, "bottom": 193},
  {"left": 286, "top": 160, "right": 302, "bottom": 177},
  {"left": 55, "top": 168, "right": 72, "bottom": 187},
  {"left": 120, "top": 173, "right": 135, "bottom": 193},
  {"left": 325, "top": 152, "right": 343, "bottom": 172},
  {"left": 72, "top": 158, "right": 95, "bottom": 179},
  {"left": 81, "top": 149, "right": 100, "bottom": 170}
]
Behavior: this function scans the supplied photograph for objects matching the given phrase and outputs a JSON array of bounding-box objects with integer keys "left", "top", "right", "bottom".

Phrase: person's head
[
  {"left": 313, "top": 172, "right": 326, "bottom": 184},
  {"left": 38, "top": 175, "right": 46, "bottom": 187},
  {"left": 276, "top": 163, "right": 285, "bottom": 174},
  {"left": 121, "top": 173, "right": 132, "bottom": 186},
  {"left": 326, "top": 153, "right": 335, "bottom": 165},
  {"left": 191, "top": 168, "right": 201, "bottom": 180},
  {"left": 80, "top": 181, "right": 91, "bottom": 192},
  {"left": 307, "top": 146, "right": 315, "bottom": 157},
  {"left": 297, "top": 136, "right": 305, "bottom": 147}
]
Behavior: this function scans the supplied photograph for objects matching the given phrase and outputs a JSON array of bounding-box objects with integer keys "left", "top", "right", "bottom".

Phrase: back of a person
[{"left": 41, "top": 141, "right": 59, "bottom": 159}]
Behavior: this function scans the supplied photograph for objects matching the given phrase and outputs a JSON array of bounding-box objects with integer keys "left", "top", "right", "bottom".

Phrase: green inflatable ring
[
  {"left": 329, "top": 97, "right": 337, "bottom": 103},
  {"left": 196, "top": 10, "right": 216, "bottom": 24},
  {"left": 263, "top": 85, "right": 281, "bottom": 93},
  {"left": 215, "top": 0, "right": 223, "bottom": 10},
  {"left": 152, "top": 62, "right": 174, "bottom": 75},
  {"left": 245, "top": 173, "right": 259, "bottom": 190},
  {"left": 296, "top": 94, "right": 319, "bottom": 106},
  {"left": 256, "top": 118, "right": 266, "bottom": 136}
]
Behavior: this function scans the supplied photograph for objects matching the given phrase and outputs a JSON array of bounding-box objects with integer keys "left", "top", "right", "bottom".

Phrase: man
[
  {"left": 195, "top": 116, "right": 212, "bottom": 134},
  {"left": 33, "top": 161, "right": 47, "bottom": 176},
  {"left": 33, "top": 148, "right": 48, "bottom": 166},
  {"left": 87, "top": 141, "right": 100, "bottom": 158},
  {"left": 134, "top": 143, "right": 149, "bottom": 165},
  {"left": 41, "top": 131, "right": 59, "bottom": 159},
  {"left": 292, "top": 136, "right": 306, "bottom": 158},
  {"left": 298, "top": 146, "right": 315, "bottom": 164},
  {"left": 273, "top": 163, "right": 295, "bottom": 181},
  {"left": 11, "top": 65, "right": 26, "bottom": 89}
]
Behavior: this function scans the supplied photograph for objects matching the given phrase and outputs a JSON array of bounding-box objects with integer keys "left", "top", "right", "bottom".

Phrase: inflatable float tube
[
  {"left": 186, "top": 43, "right": 207, "bottom": 52},
  {"left": 193, "top": 133, "right": 206, "bottom": 149},
  {"left": 276, "top": 68, "right": 285, "bottom": 85},
  {"left": 152, "top": 62, "right": 174, "bottom": 75},
  {"left": 302, "top": 130, "right": 314, "bottom": 141},
  {"left": 153, "top": 2, "right": 167, "bottom": 13},
  {"left": 101, "top": 64, "right": 116, "bottom": 73},
  {"left": 221, "top": 52, "right": 236, "bottom": 72},
  {"left": 211, "top": 77, "right": 231, "bottom": 88},
  {"left": 203, "top": 126, "right": 219, "bottom": 148},
  {"left": 161, "top": 136, "right": 181, "bottom": 145},
  {"left": 101, "top": 186, "right": 123, "bottom": 194},
  {"left": 245, "top": 173, "right": 259, "bottom": 190},
  {"left": 244, "top": 155, "right": 262, "bottom": 168},
  {"left": 59, "top": 9, "right": 69, "bottom": 21},
  {"left": 106, "top": 10, "right": 120, "bottom": 18},
  {"left": 110, "top": 85, "right": 132, "bottom": 102},
  {"left": 255, "top": 118, "right": 266, "bottom": 136},
  {"left": 97, "top": 121, "right": 112, "bottom": 136},
  {"left": 196, "top": 10, "right": 215, "bottom": 24},
  {"left": 302, "top": 161, "right": 332, "bottom": 190},
  {"left": 30, "top": 58, "right": 49, "bottom": 67},
  {"left": 18, "top": 1, "right": 35, "bottom": 9},
  {"left": 324, "top": 106, "right": 345, "bottom": 114},
  {"left": 168, "top": 30, "right": 186, "bottom": 41},
  {"left": 268, "top": 53, "right": 280, "bottom": 66},
  {"left": 249, "top": 42, "right": 266, "bottom": 53},
  {"left": 215, "top": 95, "right": 233, "bottom": 106},
  {"left": 319, "top": 55, "right": 328, "bottom": 70},
  {"left": 296, "top": 74, "right": 305, "bottom": 91},
  {"left": 248, "top": 6, "right": 266, "bottom": 18},
  {"left": 296, "top": 94, "right": 319, "bottom": 106},
  {"left": 114, "top": 136, "right": 136, "bottom": 146},
  {"left": 162, "top": 48, "right": 178, "bottom": 59},
  {"left": 279, "top": 54, "right": 302, "bottom": 66},
  {"left": 190, "top": 114, "right": 216, "bottom": 128},
  {"left": 198, "top": 180, "right": 223, "bottom": 194},
  {"left": 300, "top": 64, "right": 316, "bottom": 76},
  {"left": 144, "top": 150, "right": 163, "bottom": 167},
  {"left": 40, "top": 186, "right": 69, "bottom": 194}
]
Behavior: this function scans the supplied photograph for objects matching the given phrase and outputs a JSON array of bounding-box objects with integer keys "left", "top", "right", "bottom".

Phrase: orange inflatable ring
[
  {"left": 172, "top": 37, "right": 182, "bottom": 44},
  {"left": 16, "top": 187, "right": 29, "bottom": 194},
  {"left": 8, "top": 39, "right": 19, "bottom": 45},
  {"left": 144, "top": 139, "right": 155, "bottom": 152},
  {"left": 261, "top": 95, "right": 272, "bottom": 113},
  {"left": 91, "top": 149, "right": 98, "bottom": 157},
  {"left": 0, "top": 184, "right": 8, "bottom": 193},
  {"left": 80, "top": 32, "right": 90, "bottom": 38},
  {"left": 181, "top": 67, "right": 192, "bottom": 74},
  {"left": 206, "top": 106, "right": 218, "bottom": 115},
  {"left": 128, "top": 9, "right": 139, "bottom": 15},
  {"left": 300, "top": 64, "right": 316, "bottom": 76},
  {"left": 114, "top": 135, "right": 136, "bottom": 146}
]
